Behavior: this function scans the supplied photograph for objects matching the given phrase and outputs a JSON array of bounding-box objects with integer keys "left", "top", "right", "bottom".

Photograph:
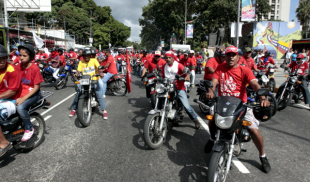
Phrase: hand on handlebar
[
  {"left": 260, "top": 99, "right": 270, "bottom": 107},
  {"left": 185, "top": 74, "right": 190, "bottom": 81},
  {"left": 206, "top": 92, "right": 214, "bottom": 100}
]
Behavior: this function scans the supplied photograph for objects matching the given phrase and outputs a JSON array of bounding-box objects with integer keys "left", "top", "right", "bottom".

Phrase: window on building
[
  {"left": 271, "top": 16, "right": 274, "bottom": 20},
  {"left": 272, "top": 5, "right": 275, "bottom": 9},
  {"left": 272, "top": 0, "right": 275, "bottom": 3},
  {"left": 278, "top": 5, "right": 280, "bottom": 9},
  {"left": 264, "top": 15, "right": 268, "bottom": 19},
  {"left": 277, "top": 11, "right": 279, "bottom": 15},
  {"left": 277, "top": 16, "right": 279, "bottom": 20}
]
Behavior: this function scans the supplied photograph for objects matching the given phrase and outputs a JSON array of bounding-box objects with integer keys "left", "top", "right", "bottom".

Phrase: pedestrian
[
  {"left": 285, "top": 48, "right": 293, "bottom": 64},
  {"left": 290, "top": 49, "right": 298, "bottom": 63}
]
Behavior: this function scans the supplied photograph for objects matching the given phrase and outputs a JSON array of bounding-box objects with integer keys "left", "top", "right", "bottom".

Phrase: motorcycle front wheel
[
  {"left": 267, "top": 79, "right": 276, "bottom": 93},
  {"left": 112, "top": 80, "right": 127, "bottom": 96},
  {"left": 276, "top": 90, "right": 293, "bottom": 111},
  {"left": 55, "top": 77, "right": 67, "bottom": 90},
  {"left": 150, "top": 92, "right": 157, "bottom": 109},
  {"left": 143, "top": 113, "right": 167, "bottom": 150},
  {"left": 198, "top": 92, "right": 209, "bottom": 114},
  {"left": 77, "top": 97, "right": 92, "bottom": 127},
  {"left": 207, "top": 149, "right": 229, "bottom": 182}
]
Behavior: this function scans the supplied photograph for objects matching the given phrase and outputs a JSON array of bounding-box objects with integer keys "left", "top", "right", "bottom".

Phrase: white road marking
[
  {"left": 41, "top": 93, "right": 76, "bottom": 116},
  {"left": 295, "top": 104, "right": 309, "bottom": 109},
  {"left": 31, "top": 115, "right": 52, "bottom": 122},
  {"left": 232, "top": 157, "right": 250, "bottom": 173},
  {"left": 194, "top": 111, "right": 251, "bottom": 174}
]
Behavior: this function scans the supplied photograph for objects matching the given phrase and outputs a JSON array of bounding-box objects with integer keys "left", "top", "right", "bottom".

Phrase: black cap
[
  {"left": 18, "top": 45, "right": 35, "bottom": 60},
  {"left": 0, "top": 45, "right": 9, "bottom": 58}
]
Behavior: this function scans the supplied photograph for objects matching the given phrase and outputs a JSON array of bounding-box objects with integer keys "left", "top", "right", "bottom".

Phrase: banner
[
  {"left": 125, "top": 50, "right": 132, "bottom": 93},
  {"left": 241, "top": 0, "right": 256, "bottom": 21},
  {"left": 186, "top": 24, "right": 193, "bottom": 38},
  {"left": 230, "top": 22, "right": 243, "bottom": 37},
  {"left": 161, "top": 41, "right": 164, "bottom": 47},
  {"left": 32, "top": 32, "right": 44, "bottom": 48}
]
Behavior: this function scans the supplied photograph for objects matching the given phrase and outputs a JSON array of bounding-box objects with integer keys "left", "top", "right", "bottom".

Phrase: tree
[
  {"left": 296, "top": 1, "right": 310, "bottom": 26},
  {"left": 256, "top": 0, "right": 272, "bottom": 22}
]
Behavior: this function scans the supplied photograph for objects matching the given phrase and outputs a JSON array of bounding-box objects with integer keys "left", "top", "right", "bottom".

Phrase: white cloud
[{"left": 123, "top": 19, "right": 141, "bottom": 41}]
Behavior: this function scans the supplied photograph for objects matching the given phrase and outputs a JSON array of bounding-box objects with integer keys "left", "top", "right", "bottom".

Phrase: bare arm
[
  {"left": 206, "top": 78, "right": 219, "bottom": 99},
  {"left": 104, "top": 62, "right": 110, "bottom": 69},
  {"left": 207, "top": 67, "right": 215, "bottom": 74},
  {"left": 141, "top": 67, "right": 147, "bottom": 77},
  {"left": 249, "top": 80, "right": 270, "bottom": 107},
  {"left": 0, "top": 90, "right": 17, "bottom": 100},
  {"left": 16, "top": 84, "right": 40, "bottom": 105}
]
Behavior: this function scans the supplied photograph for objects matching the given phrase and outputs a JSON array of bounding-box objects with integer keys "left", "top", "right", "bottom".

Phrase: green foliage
[
  {"left": 256, "top": 0, "right": 272, "bottom": 22},
  {"left": 296, "top": 1, "right": 310, "bottom": 26},
  {"left": 25, "top": 0, "right": 130, "bottom": 48}
]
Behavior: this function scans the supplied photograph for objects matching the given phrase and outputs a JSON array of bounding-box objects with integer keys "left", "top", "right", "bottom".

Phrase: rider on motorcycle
[
  {"left": 278, "top": 54, "right": 310, "bottom": 109},
  {"left": 69, "top": 49, "right": 107, "bottom": 119},
  {"left": 205, "top": 46, "right": 271, "bottom": 173},
  {"left": 48, "top": 48, "right": 63, "bottom": 81},
  {"left": 0, "top": 45, "right": 21, "bottom": 157},
  {"left": 58, "top": 48, "right": 66, "bottom": 67},
  {"left": 77, "top": 49, "right": 84, "bottom": 61},
  {"left": 238, "top": 47, "right": 260, "bottom": 72},
  {"left": 189, "top": 50, "right": 196, "bottom": 87},
  {"left": 16, "top": 45, "right": 44, "bottom": 141},
  {"left": 68, "top": 48, "right": 77, "bottom": 61},
  {"left": 101, "top": 49, "right": 118, "bottom": 99},
  {"left": 162, "top": 51, "right": 201, "bottom": 129},
  {"left": 203, "top": 50, "right": 226, "bottom": 82},
  {"left": 258, "top": 51, "right": 278, "bottom": 70}
]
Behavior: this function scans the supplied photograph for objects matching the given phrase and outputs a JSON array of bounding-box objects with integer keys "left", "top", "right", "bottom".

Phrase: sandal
[
  {"left": 0, "top": 143, "right": 12, "bottom": 158},
  {"left": 194, "top": 120, "right": 201, "bottom": 130}
]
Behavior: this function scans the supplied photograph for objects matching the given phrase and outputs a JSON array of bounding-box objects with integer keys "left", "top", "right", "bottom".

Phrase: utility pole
[
  {"left": 4, "top": 0, "right": 9, "bottom": 51},
  {"left": 184, "top": 0, "right": 187, "bottom": 45},
  {"left": 236, "top": 0, "right": 241, "bottom": 49},
  {"left": 90, "top": 11, "right": 92, "bottom": 39}
]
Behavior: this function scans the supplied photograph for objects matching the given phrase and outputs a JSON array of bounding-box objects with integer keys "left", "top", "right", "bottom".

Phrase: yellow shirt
[{"left": 77, "top": 58, "right": 100, "bottom": 81}]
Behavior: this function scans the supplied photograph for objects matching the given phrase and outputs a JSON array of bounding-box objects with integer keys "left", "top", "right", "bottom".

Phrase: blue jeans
[
  {"left": 71, "top": 84, "right": 82, "bottom": 110},
  {"left": 116, "top": 62, "right": 120, "bottom": 72},
  {"left": 101, "top": 72, "right": 114, "bottom": 95},
  {"left": 177, "top": 90, "right": 197, "bottom": 121},
  {"left": 16, "top": 91, "right": 41, "bottom": 130}
]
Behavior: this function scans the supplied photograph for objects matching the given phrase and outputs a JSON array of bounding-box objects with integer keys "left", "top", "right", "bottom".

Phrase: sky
[
  {"left": 289, "top": 0, "right": 298, "bottom": 22},
  {"left": 94, "top": 0, "right": 149, "bottom": 42}
]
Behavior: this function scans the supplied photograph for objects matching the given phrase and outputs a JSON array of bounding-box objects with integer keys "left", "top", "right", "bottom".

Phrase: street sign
[
  {"left": 99, "top": 44, "right": 101, "bottom": 50},
  {"left": 109, "top": 43, "right": 111, "bottom": 48},
  {"left": 89, "top": 38, "right": 93, "bottom": 43}
]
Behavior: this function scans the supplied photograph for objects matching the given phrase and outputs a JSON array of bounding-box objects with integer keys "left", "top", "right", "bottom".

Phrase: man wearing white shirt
[{"left": 285, "top": 48, "right": 293, "bottom": 64}]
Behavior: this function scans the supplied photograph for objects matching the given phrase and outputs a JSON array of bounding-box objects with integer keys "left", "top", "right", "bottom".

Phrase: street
[{"left": 0, "top": 68, "right": 309, "bottom": 182}]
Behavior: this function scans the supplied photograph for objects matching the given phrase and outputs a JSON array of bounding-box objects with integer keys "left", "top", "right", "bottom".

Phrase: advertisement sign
[
  {"left": 161, "top": 41, "right": 164, "bottom": 47},
  {"left": 186, "top": 24, "right": 193, "bottom": 38},
  {"left": 241, "top": 0, "right": 256, "bottom": 21},
  {"left": 89, "top": 38, "right": 93, "bottom": 43}
]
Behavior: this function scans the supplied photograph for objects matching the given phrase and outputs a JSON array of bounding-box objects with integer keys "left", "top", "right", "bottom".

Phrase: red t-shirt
[
  {"left": 213, "top": 64, "right": 257, "bottom": 103},
  {"left": 17, "top": 63, "right": 44, "bottom": 97},
  {"left": 12, "top": 56, "right": 20, "bottom": 65},
  {"left": 238, "top": 56, "right": 257, "bottom": 70},
  {"left": 258, "top": 57, "right": 275, "bottom": 70},
  {"left": 59, "top": 55, "right": 66, "bottom": 66},
  {"left": 41, "top": 53, "right": 48, "bottom": 59},
  {"left": 35, "top": 53, "right": 41, "bottom": 60},
  {"left": 77, "top": 55, "right": 84, "bottom": 61},
  {"left": 145, "top": 58, "right": 166, "bottom": 74},
  {"left": 288, "top": 61, "right": 309, "bottom": 75},
  {"left": 68, "top": 52, "right": 77, "bottom": 59},
  {"left": 180, "top": 57, "right": 195, "bottom": 70},
  {"left": 161, "top": 61, "right": 186, "bottom": 91},
  {"left": 9, "top": 53, "right": 18, "bottom": 62},
  {"left": 0, "top": 64, "right": 21, "bottom": 100},
  {"left": 141, "top": 55, "right": 150, "bottom": 65},
  {"left": 195, "top": 55, "right": 203, "bottom": 59},
  {"left": 106, "top": 55, "right": 118, "bottom": 74},
  {"left": 204, "top": 57, "right": 224, "bottom": 80},
  {"left": 115, "top": 55, "right": 123, "bottom": 62}
]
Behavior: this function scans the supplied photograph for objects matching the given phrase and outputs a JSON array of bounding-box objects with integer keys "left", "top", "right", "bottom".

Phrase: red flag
[{"left": 126, "top": 50, "right": 132, "bottom": 93}]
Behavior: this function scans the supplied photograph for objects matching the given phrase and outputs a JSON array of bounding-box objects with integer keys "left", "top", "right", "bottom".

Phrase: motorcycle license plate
[
  {"left": 269, "top": 69, "right": 274, "bottom": 72},
  {"left": 80, "top": 79, "right": 90, "bottom": 85},
  {"left": 39, "top": 64, "right": 44, "bottom": 68},
  {"left": 122, "top": 62, "right": 126, "bottom": 65}
]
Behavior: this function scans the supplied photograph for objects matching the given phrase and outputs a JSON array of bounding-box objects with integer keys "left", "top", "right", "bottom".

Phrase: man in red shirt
[
  {"left": 39, "top": 48, "right": 49, "bottom": 61},
  {"left": 180, "top": 51, "right": 195, "bottom": 87},
  {"left": 58, "top": 48, "right": 66, "bottom": 67},
  {"left": 114, "top": 52, "right": 123, "bottom": 72},
  {"left": 238, "top": 47, "right": 259, "bottom": 72},
  {"left": 160, "top": 51, "right": 200, "bottom": 129},
  {"left": 68, "top": 48, "right": 77, "bottom": 61},
  {"left": 279, "top": 54, "right": 310, "bottom": 108},
  {"left": 77, "top": 49, "right": 84, "bottom": 61},
  {"left": 177, "top": 50, "right": 184, "bottom": 61},
  {"left": 34, "top": 48, "right": 41, "bottom": 60},
  {"left": 205, "top": 46, "right": 271, "bottom": 173},
  {"left": 0, "top": 45, "right": 21, "bottom": 156},
  {"left": 101, "top": 49, "right": 118, "bottom": 97},
  {"left": 9, "top": 46, "right": 19, "bottom": 63},
  {"left": 204, "top": 51, "right": 226, "bottom": 81},
  {"left": 258, "top": 51, "right": 277, "bottom": 70}
]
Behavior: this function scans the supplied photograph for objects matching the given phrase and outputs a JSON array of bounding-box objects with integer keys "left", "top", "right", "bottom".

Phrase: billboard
[
  {"left": 186, "top": 24, "right": 193, "bottom": 38},
  {"left": 253, "top": 21, "right": 302, "bottom": 59},
  {"left": 6, "top": 0, "right": 51, "bottom": 12},
  {"left": 241, "top": 0, "right": 256, "bottom": 21}
]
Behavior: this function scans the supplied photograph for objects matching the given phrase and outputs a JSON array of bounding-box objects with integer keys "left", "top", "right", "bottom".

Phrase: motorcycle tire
[
  {"left": 207, "top": 149, "right": 229, "bottom": 182},
  {"left": 77, "top": 98, "right": 92, "bottom": 127},
  {"left": 55, "top": 77, "right": 66, "bottom": 90},
  {"left": 295, "top": 92, "right": 303, "bottom": 104},
  {"left": 150, "top": 93, "right": 157, "bottom": 109},
  {"left": 14, "top": 112, "right": 46, "bottom": 152},
  {"left": 143, "top": 113, "right": 167, "bottom": 150},
  {"left": 112, "top": 80, "right": 127, "bottom": 96},
  {"left": 267, "top": 79, "right": 276, "bottom": 93},
  {"left": 198, "top": 93, "right": 210, "bottom": 114},
  {"left": 277, "top": 90, "right": 293, "bottom": 111}
]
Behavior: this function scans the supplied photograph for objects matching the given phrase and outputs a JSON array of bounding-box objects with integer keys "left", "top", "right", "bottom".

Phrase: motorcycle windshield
[{"left": 216, "top": 96, "right": 243, "bottom": 117}]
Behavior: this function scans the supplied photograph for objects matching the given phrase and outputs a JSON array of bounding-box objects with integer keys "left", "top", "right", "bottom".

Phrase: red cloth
[
  {"left": 17, "top": 63, "right": 44, "bottom": 98},
  {"left": 126, "top": 50, "right": 132, "bottom": 93},
  {"left": 0, "top": 64, "right": 22, "bottom": 100},
  {"left": 41, "top": 53, "right": 48, "bottom": 59},
  {"left": 106, "top": 55, "right": 118, "bottom": 74},
  {"left": 213, "top": 64, "right": 257, "bottom": 103},
  {"left": 145, "top": 58, "right": 166, "bottom": 74},
  {"left": 238, "top": 56, "right": 257, "bottom": 70},
  {"left": 195, "top": 55, "right": 203, "bottom": 59},
  {"left": 77, "top": 55, "right": 84, "bottom": 61},
  {"left": 126, "top": 54, "right": 132, "bottom": 72},
  {"left": 204, "top": 57, "right": 223, "bottom": 80},
  {"left": 161, "top": 62, "right": 186, "bottom": 91},
  {"left": 68, "top": 52, "right": 77, "bottom": 59},
  {"left": 35, "top": 53, "right": 41, "bottom": 60},
  {"left": 179, "top": 57, "right": 195, "bottom": 70},
  {"left": 141, "top": 55, "right": 150, "bottom": 65},
  {"left": 50, "top": 51, "right": 59, "bottom": 58},
  {"left": 9, "top": 53, "right": 19, "bottom": 62},
  {"left": 12, "top": 56, "right": 20, "bottom": 65},
  {"left": 258, "top": 57, "right": 275, "bottom": 70},
  {"left": 288, "top": 61, "right": 309, "bottom": 75},
  {"left": 60, "top": 55, "right": 66, "bottom": 66}
]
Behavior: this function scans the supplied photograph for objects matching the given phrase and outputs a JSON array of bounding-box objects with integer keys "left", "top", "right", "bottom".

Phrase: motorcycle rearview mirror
[
  {"left": 183, "top": 67, "right": 190, "bottom": 74},
  {"left": 203, "top": 80, "right": 213, "bottom": 89},
  {"left": 257, "top": 88, "right": 270, "bottom": 96},
  {"left": 98, "top": 66, "right": 104, "bottom": 70},
  {"left": 175, "top": 74, "right": 181, "bottom": 79}
]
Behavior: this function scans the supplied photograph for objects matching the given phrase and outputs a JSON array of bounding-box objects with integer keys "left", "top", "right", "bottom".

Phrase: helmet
[
  {"left": 189, "top": 50, "right": 195, "bottom": 54},
  {"left": 97, "top": 56, "right": 104, "bottom": 60},
  {"left": 253, "top": 106, "right": 273, "bottom": 122},
  {"left": 50, "top": 47, "right": 58, "bottom": 52},
  {"left": 297, "top": 54, "right": 304, "bottom": 59},
  {"left": 239, "top": 128, "right": 252, "bottom": 142},
  {"left": 196, "top": 52, "right": 200, "bottom": 54},
  {"left": 220, "top": 51, "right": 225, "bottom": 57},
  {"left": 225, "top": 46, "right": 239, "bottom": 54},
  {"left": 18, "top": 45, "right": 35, "bottom": 60},
  {"left": 258, "top": 49, "right": 262, "bottom": 52},
  {"left": 90, "top": 47, "right": 96, "bottom": 55},
  {"left": 82, "top": 49, "right": 92, "bottom": 55},
  {"left": 69, "top": 48, "right": 74, "bottom": 52},
  {"left": 0, "top": 45, "right": 9, "bottom": 58},
  {"left": 264, "top": 51, "right": 270, "bottom": 56},
  {"left": 183, "top": 50, "right": 189, "bottom": 55},
  {"left": 143, "top": 50, "right": 147, "bottom": 53}
]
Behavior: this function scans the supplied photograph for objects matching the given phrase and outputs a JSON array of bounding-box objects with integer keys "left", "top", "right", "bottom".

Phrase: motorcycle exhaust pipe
[{"left": 193, "top": 99, "right": 210, "bottom": 109}]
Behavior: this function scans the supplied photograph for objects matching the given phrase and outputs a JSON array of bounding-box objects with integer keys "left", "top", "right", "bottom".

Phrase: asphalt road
[{"left": 0, "top": 69, "right": 309, "bottom": 182}]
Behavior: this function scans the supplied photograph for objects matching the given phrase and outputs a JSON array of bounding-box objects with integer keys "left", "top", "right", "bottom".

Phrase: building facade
[{"left": 261, "top": 0, "right": 291, "bottom": 22}]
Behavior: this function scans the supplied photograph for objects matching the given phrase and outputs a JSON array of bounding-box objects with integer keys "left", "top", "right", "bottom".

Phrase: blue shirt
[{"left": 291, "top": 53, "right": 297, "bottom": 61}]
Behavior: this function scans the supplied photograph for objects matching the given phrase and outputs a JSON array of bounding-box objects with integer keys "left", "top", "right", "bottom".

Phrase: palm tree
[{"left": 296, "top": 1, "right": 310, "bottom": 25}]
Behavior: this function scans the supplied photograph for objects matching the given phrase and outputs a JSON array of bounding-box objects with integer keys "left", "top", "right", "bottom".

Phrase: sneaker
[
  {"left": 0, "top": 143, "right": 13, "bottom": 157},
  {"left": 103, "top": 95, "right": 106, "bottom": 98},
  {"left": 21, "top": 128, "right": 34, "bottom": 142},
  {"left": 103, "top": 111, "right": 108, "bottom": 120},
  {"left": 191, "top": 84, "right": 195, "bottom": 88},
  {"left": 147, "top": 98, "right": 151, "bottom": 103},
  {"left": 260, "top": 156, "right": 271, "bottom": 173},
  {"left": 204, "top": 139, "right": 214, "bottom": 153},
  {"left": 69, "top": 110, "right": 76, "bottom": 117}
]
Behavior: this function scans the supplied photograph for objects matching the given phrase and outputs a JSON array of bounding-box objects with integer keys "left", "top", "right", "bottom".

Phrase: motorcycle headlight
[
  {"left": 215, "top": 114, "right": 234, "bottom": 129},
  {"left": 155, "top": 84, "right": 165, "bottom": 94},
  {"left": 290, "top": 76, "right": 297, "bottom": 83},
  {"left": 261, "top": 75, "right": 269, "bottom": 83},
  {"left": 148, "top": 79, "right": 154, "bottom": 84}
]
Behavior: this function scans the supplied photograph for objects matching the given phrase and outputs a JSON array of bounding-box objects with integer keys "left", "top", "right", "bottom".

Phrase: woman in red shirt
[{"left": 16, "top": 45, "right": 44, "bottom": 141}]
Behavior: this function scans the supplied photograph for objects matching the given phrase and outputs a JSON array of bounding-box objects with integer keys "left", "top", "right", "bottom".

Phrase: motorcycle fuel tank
[{"left": 216, "top": 96, "right": 243, "bottom": 117}]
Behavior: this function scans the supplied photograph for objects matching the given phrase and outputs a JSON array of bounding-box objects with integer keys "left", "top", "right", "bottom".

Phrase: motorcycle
[
  {"left": 276, "top": 66, "right": 307, "bottom": 111},
  {"left": 64, "top": 60, "right": 78, "bottom": 83},
  {"left": 143, "top": 69, "right": 160, "bottom": 109},
  {"left": 260, "top": 65, "right": 277, "bottom": 93},
  {"left": 196, "top": 58, "right": 203, "bottom": 74},
  {"left": 194, "top": 80, "right": 271, "bottom": 182},
  {"left": 143, "top": 72, "right": 189, "bottom": 150},
  {"left": 40, "top": 61, "right": 68, "bottom": 90},
  {"left": 195, "top": 80, "right": 210, "bottom": 114},
  {"left": 1, "top": 91, "right": 53, "bottom": 152}
]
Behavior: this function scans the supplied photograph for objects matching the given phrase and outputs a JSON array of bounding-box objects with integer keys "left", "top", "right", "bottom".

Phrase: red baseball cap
[
  {"left": 165, "top": 51, "right": 174, "bottom": 57},
  {"left": 225, "top": 46, "right": 238, "bottom": 54},
  {"left": 297, "top": 54, "right": 304, "bottom": 59}
]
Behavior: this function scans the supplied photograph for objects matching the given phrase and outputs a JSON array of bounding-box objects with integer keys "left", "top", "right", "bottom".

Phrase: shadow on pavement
[
  {"left": 238, "top": 158, "right": 263, "bottom": 172},
  {"left": 0, "top": 149, "right": 21, "bottom": 168}
]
